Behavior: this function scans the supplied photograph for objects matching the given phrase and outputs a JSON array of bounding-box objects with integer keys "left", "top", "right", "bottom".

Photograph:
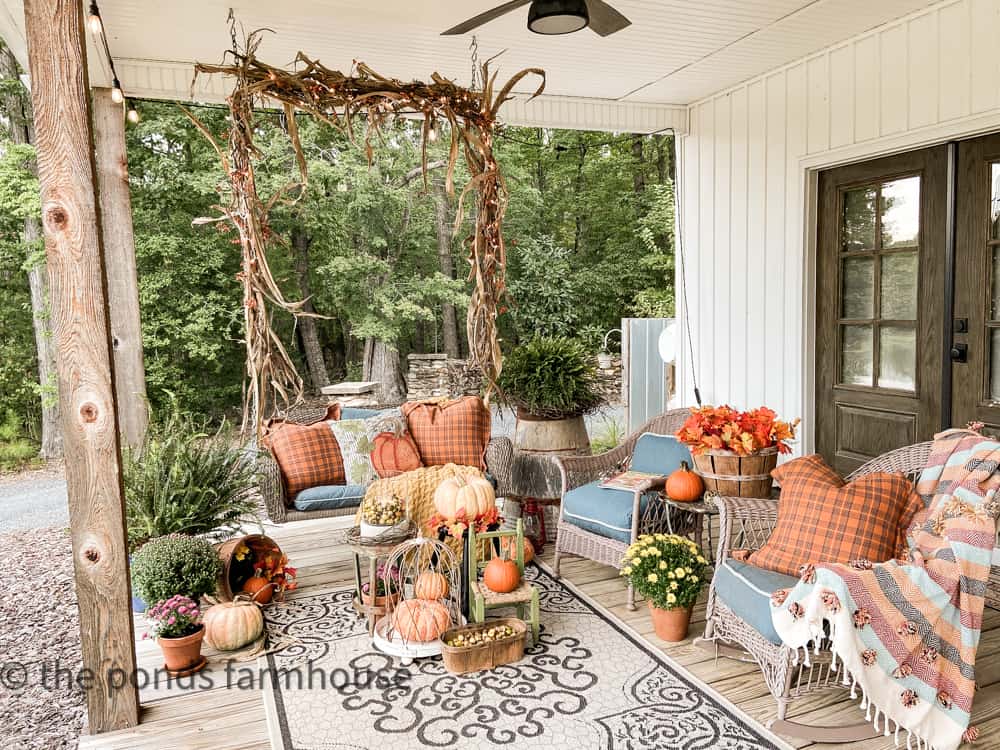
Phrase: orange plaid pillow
[
  {"left": 268, "top": 421, "right": 346, "bottom": 503},
  {"left": 748, "top": 454, "right": 915, "bottom": 576},
  {"left": 402, "top": 396, "right": 491, "bottom": 471}
]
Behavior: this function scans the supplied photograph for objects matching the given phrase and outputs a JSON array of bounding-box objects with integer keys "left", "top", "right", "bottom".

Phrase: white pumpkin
[
  {"left": 203, "top": 599, "right": 264, "bottom": 651},
  {"left": 433, "top": 475, "right": 495, "bottom": 521}
]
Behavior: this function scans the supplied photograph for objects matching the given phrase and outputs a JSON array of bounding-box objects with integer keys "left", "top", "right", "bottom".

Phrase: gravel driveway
[{"left": 0, "top": 470, "right": 68, "bottom": 532}]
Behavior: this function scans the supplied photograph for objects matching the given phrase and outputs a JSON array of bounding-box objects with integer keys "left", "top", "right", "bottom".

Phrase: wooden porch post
[
  {"left": 22, "top": 0, "right": 140, "bottom": 734},
  {"left": 93, "top": 88, "right": 148, "bottom": 450}
]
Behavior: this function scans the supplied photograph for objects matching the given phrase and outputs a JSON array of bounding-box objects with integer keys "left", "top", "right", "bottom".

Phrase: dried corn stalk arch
[{"left": 192, "top": 32, "right": 544, "bottom": 436}]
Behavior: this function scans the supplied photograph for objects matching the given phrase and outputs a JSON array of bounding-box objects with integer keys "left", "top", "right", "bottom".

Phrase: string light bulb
[
  {"left": 87, "top": 2, "right": 102, "bottom": 34},
  {"left": 428, "top": 120, "right": 438, "bottom": 142},
  {"left": 111, "top": 78, "right": 123, "bottom": 104},
  {"left": 126, "top": 101, "right": 139, "bottom": 124}
]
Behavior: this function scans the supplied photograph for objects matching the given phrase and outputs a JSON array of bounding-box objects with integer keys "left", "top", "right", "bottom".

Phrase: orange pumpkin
[
  {"left": 391, "top": 599, "right": 451, "bottom": 642},
  {"left": 433, "top": 475, "right": 495, "bottom": 520},
  {"left": 242, "top": 576, "right": 274, "bottom": 604},
  {"left": 666, "top": 461, "right": 704, "bottom": 502},
  {"left": 414, "top": 571, "right": 449, "bottom": 600},
  {"left": 483, "top": 557, "right": 521, "bottom": 593},
  {"left": 499, "top": 536, "right": 534, "bottom": 564},
  {"left": 371, "top": 431, "right": 423, "bottom": 478}
]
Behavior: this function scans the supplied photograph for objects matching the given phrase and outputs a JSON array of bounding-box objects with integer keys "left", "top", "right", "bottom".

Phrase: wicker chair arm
[
  {"left": 257, "top": 451, "right": 288, "bottom": 524},
  {"left": 711, "top": 495, "right": 779, "bottom": 562},
  {"left": 556, "top": 445, "right": 631, "bottom": 495},
  {"left": 485, "top": 437, "right": 514, "bottom": 497}
]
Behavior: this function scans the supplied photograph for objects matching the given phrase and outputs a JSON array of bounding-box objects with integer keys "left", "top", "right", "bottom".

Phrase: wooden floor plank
[{"left": 79, "top": 517, "right": 1000, "bottom": 749}]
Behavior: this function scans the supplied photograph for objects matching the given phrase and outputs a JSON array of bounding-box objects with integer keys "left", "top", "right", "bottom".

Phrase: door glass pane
[
  {"left": 842, "top": 257, "right": 874, "bottom": 318},
  {"left": 878, "top": 326, "right": 916, "bottom": 390},
  {"left": 991, "top": 329, "right": 1000, "bottom": 402},
  {"left": 880, "top": 252, "right": 918, "bottom": 320},
  {"left": 881, "top": 176, "right": 921, "bottom": 248},
  {"left": 991, "top": 162, "right": 1000, "bottom": 240},
  {"left": 842, "top": 187, "right": 876, "bottom": 251},
  {"left": 841, "top": 325, "right": 873, "bottom": 386}
]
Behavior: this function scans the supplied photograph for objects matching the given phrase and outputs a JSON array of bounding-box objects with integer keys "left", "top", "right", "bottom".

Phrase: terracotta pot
[
  {"left": 159, "top": 625, "right": 205, "bottom": 673},
  {"left": 648, "top": 602, "right": 692, "bottom": 642}
]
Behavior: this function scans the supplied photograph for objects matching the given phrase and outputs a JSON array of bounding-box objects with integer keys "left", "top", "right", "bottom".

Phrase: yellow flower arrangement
[{"left": 619, "top": 533, "right": 709, "bottom": 611}]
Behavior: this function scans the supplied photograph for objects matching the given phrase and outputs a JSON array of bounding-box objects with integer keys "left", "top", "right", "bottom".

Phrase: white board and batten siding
[{"left": 676, "top": 0, "right": 1000, "bottom": 453}]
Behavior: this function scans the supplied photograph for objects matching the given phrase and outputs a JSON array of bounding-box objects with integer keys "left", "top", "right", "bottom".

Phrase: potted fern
[{"left": 498, "top": 337, "right": 603, "bottom": 455}]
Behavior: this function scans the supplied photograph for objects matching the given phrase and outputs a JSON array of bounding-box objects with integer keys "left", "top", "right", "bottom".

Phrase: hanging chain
[{"left": 469, "top": 35, "right": 481, "bottom": 91}]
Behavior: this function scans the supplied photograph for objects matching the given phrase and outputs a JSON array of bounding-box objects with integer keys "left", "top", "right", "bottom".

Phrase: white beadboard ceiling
[{"left": 0, "top": 0, "right": 939, "bottom": 116}]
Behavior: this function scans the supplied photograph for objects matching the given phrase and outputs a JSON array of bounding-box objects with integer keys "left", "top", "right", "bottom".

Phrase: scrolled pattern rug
[{"left": 261, "top": 561, "right": 790, "bottom": 750}]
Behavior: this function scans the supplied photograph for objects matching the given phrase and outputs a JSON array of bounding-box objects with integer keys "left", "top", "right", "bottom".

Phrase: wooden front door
[
  {"left": 951, "top": 133, "right": 1000, "bottom": 435},
  {"left": 816, "top": 147, "right": 948, "bottom": 475}
]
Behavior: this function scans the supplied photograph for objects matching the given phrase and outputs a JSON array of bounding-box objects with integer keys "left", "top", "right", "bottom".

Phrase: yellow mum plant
[{"left": 620, "top": 534, "right": 708, "bottom": 611}]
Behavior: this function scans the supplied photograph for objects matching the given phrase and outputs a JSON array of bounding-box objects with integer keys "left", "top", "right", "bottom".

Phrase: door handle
[{"left": 951, "top": 343, "right": 968, "bottom": 362}]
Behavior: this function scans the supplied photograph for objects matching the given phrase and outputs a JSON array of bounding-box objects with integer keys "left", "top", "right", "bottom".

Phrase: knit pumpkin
[
  {"left": 371, "top": 425, "right": 423, "bottom": 479},
  {"left": 391, "top": 599, "right": 451, "bottom": 642}
]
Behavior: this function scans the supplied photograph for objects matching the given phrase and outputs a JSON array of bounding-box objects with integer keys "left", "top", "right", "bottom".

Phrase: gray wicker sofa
[{"left": 258, "top": 403, "right": 514, "bottom": 524}]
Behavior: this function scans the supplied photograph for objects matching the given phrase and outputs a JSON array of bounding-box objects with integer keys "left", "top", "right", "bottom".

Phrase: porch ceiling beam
[{"left": 22, "top": 0, "right": 139, "bottom": 734}]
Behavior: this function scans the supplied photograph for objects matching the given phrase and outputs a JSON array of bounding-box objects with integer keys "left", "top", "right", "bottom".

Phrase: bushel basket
[{"left": 692, "top": 447, "right": 777, "bottom": 498}]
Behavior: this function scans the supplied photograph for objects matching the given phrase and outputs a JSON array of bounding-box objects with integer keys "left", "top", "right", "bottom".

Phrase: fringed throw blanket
[{"left": 771, "top": 430, "right": 1000, "bottom": 750}]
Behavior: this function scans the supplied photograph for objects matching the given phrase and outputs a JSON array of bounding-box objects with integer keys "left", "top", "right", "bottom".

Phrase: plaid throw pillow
[
  {"left": 748, "top": 454, "right": 915, "bottom": 576},
  {"left": 402, "top": 396, "right": 491, "bottom": 471},
  {"left": 268, "top": 421, "right": 346, "bottom": 503}
]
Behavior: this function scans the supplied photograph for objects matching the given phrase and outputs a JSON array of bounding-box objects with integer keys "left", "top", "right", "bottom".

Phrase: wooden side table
[
  {"left": 345, "top": 523, "right": 416, "bottom": 635},
  {"left": 663, "top": 496, "right": 720, "bottom": 563}
]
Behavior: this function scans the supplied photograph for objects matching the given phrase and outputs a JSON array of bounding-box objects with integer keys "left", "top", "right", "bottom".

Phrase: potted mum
[
  {"left": 675, "top": 405, "right": 799, "bottom": 498},
  {"left": 498, "top": 337, "right": 603, "bottom": 456},
  {"left": 145, "top": 594, "right": 206, "bottom": 675},
  {"left": 131, "top": 534, "right": 223, "bottom": 606},
  {"left": 620, "top": 534, "right": 708, "bottom": 642}
]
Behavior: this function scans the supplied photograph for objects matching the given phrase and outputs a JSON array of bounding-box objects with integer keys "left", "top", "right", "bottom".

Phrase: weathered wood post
[
  {"left": 22, "top": 0, "right": 140, "bottom": 734},
  {"left": 93, "top": 88, "right": 148, "bottom": 450}
]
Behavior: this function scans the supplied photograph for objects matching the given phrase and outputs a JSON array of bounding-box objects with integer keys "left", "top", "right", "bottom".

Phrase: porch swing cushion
[
  {"left": 713, "top": 559, "right": 800, "bottom": 644},
  {"left": 561, "top": 484, "right": 657, "bottom": 544}
]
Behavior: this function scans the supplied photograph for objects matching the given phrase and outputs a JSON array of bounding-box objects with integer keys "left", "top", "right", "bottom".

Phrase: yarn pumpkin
[
  {"left": 666, "top": 461, "right": 704, "bottom": 502},
  {"left": 391, "top": 599, "right": 451, "bottom": 642},
  {"left": 483, "top": 557, "right": 521, "bottom": 594},
  {"left": 433, "top": 475, "right": 495, "bottom": 521},
  {"left": 414, "top": 571, "right": 449, "bottom": 600},
  {"left": 371, "top": 431, "right": 423, "bottom": 478},
  {"left": 203, "top": 598, "right": 263, "bottom": 651}
]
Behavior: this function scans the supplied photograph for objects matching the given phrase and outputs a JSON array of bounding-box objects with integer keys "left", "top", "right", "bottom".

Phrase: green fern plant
[
  {"left": 498, "top": 337, "right": 603, "bottom": 420},
  {"left": 124, "top": 406, "right": 260, "bottom": 552}
]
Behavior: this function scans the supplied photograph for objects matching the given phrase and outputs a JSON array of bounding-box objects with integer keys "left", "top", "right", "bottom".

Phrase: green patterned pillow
[{"left": 329, "top": 409, "right": 403, "bottom": 486}]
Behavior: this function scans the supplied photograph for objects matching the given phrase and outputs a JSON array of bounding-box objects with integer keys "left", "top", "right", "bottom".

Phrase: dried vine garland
[{"left": 191, "top": 31, "right": 544, "bottom": 436}]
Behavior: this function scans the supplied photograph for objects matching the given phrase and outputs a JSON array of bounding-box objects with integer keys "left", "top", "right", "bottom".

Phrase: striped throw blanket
[{"left": 771, "top": 429, "right": 1000, "bottom": 750}]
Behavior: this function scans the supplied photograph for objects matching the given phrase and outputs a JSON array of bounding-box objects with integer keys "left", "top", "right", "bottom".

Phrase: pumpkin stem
[{"left": 680, "top": 461, "right": 690, "bottom": 471}]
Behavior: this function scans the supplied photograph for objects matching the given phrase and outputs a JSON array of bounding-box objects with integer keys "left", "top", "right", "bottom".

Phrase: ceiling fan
[{"left": 441, "top": 0, "right": 631, "bottom": 37}]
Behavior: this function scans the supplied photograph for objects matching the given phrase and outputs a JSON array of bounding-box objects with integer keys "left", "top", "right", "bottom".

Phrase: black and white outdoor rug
[{"left": 261, "top": 561, "right": 791, "bottom": 750}]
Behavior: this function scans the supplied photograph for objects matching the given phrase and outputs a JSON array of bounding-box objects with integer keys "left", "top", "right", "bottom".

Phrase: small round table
[
  {"left": 344, "top": 522, "right": 416, "bottom": 635},
  {"left": 663, "top": 495, "right": 720, "bottom": 563}
]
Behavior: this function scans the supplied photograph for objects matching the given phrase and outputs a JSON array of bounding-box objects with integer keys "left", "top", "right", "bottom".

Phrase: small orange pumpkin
[
  {"left": 483, "top": 557, "right": 521, "bottom": 593},
  {"left": 242, "top": 575, "right": 274, "bottom": 604},
  {"left": 414, "top": 571, "right": 449, "bottom": 600},
  {"left": 391, "top": 599, "right": 451, "bottom": 642},
  {"left": 499, "top": 536, "right": 534, "bottom": 564},
  {"left": 666, "top": 461, "right": 704, "bottom": 502}
]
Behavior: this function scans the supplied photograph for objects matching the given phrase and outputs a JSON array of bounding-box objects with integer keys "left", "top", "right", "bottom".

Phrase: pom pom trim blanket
[{"left": 771, "top": 430, "right": 1000, "bottom": 750}]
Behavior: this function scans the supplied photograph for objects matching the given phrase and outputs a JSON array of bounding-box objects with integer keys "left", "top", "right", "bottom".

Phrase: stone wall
[
  {"left": 595, "top": 354, "right": 622, "bottom": 405},
  {"left": 406, "top": 354, "right": 484, "bottom": 401}
]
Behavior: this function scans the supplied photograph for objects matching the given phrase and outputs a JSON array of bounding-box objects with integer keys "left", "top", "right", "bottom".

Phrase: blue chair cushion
[
  {"left": 339, "top": 407, "right": 381, "bottom": 421},
  {"left": 713, "top": 560, "right": 799, "bottom": 644},
  {"left": 293, "top": 484, "right": 366, "bottom": 513},
  {"left": 630, "top": 432, "right": 692, "bottom": 475},
  {"left": 561, "top": 481, "right": 657, "bottom": 544}
]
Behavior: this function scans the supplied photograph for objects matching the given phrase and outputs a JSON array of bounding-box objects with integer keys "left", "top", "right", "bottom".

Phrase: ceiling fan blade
[
  {"left": 441, "top": 0, "right": 533, "bottom": 35},
  {"left": 585, "top": 0, "right": 632, "bottom": 36}
]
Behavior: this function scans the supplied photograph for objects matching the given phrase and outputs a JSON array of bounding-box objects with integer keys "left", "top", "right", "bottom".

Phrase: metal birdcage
[{"left": 372, "top": 535, "right": 463, "bottom": 662}]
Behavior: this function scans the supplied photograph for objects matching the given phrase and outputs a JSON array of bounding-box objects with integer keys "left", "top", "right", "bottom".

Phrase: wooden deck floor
[{"left": 79, "top": 516, "right": 1000, "bottom": 750}]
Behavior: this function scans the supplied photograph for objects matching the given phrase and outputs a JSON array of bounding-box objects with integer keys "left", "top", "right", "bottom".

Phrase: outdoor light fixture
[
  {"left": 111, "top": 78, "right": 124, "bottom": 104},
  {"left": 126, "top": 102, "right": 139, "bottom": 123},
  {"left": 527, "top": 0, "right": 589, "bottom": 35},
  {"left": 87, "top": 1, "right": 102, "bottom": 34}
]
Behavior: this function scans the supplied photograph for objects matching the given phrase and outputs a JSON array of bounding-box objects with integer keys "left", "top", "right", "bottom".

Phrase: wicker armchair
[
  {"left": 257, "top": 404, "right": 515, "bottom": 524},
  {"left": 702, "top": 442, "right": 937, "bottom": 743},
  {"left": 553, "top": 409, "right": 691, "bottom": 610}
]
